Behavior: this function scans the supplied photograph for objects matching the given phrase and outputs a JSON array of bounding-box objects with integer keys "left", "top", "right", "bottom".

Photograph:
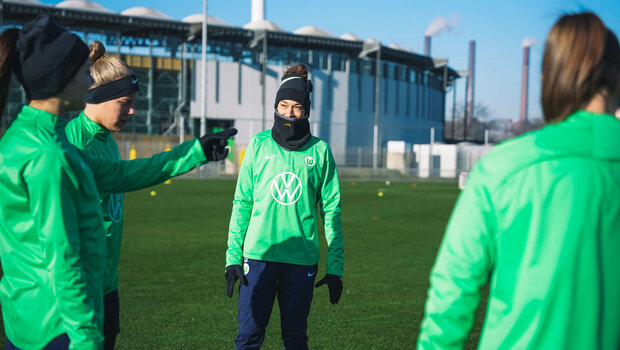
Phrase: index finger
[{"left": 217, "top": 128, "right": 237, "bottom": 138}]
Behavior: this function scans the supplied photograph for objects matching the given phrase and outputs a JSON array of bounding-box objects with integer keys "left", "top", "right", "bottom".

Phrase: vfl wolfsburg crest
[
  {"left": 271, "top": 172, "right": 303, "bottom": 205},
  {"left": 243, "top": 262, "right": 250, "bottom": 275},
  {"left": 108, "top": 193, "right": 124, "bottom": 223},
  {"left": 304, "top": 156, "right": 315, "bottom": 167}
]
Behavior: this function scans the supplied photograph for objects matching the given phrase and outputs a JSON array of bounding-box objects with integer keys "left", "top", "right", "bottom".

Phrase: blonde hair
[{"left": 88, "top": 41, "right": 132, "bottom": 88}]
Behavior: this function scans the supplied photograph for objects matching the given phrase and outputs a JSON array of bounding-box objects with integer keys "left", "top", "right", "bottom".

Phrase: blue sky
[{"left": 43, "top": 0, "right": 620, "bottom": 120}]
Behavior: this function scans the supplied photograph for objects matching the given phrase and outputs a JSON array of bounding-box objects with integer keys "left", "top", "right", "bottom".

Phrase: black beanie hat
[
  {"left": 274, "top": 74, "right": 313, "bottom": 115},
  {"left": 15, "top": 16, "right": 89, "bottom": 100}
]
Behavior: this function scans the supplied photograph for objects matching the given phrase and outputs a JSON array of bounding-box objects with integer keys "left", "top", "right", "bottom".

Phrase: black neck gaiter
[{"left": 271, "top": 111, "right": 311, "bottom": 151}]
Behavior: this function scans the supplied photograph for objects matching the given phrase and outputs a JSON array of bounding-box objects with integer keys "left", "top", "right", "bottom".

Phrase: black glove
[
  {"left": 199, "top": 128, "right": 238, "bottom": 162},
  {"left": 314, "top": 274, "right": 343, "bottom": 305},
  {"left": 225, "top": 264, "right": 248, "bottom": 298}
]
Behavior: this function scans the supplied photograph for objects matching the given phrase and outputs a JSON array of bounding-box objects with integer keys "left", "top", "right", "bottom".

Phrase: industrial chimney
[
  {"left": 520, "top": 39, "right": 536, "bottom": 122},
  {"left": 424, "top": 35, "right": 431, "bottom": 56},
  {"left": 464, "top": 40, "right": 475, "bottom": 140},
  {"left": 251, "top": 0, "right": 265, "bottom": 23}
]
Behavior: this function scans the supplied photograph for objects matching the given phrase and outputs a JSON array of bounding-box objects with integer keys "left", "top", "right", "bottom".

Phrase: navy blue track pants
[{"left": 235, "top": 259, "right": 318, "bottom": 350}]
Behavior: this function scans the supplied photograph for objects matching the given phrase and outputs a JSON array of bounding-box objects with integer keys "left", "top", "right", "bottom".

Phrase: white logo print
[
  {"left": 243, "top": 263, "right": 250, "bottom": 275},
  {"left": 279, "top": 76, "right": 302, "bottom": 86},
  {"left": 108, "top": 193, "right": 124, "bottom": 223},
  {"left": 305, "top": 156, "right": 315, "bottom": 167},
  {"left": 265, "top": 154, "right": 277, "bottom": 160},
  {"left": 271, "top": 172, "right": 302, "bottom": 205}
]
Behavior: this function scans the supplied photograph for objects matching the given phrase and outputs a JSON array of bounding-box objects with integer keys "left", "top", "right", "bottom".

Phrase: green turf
[{"left": 0, "top": 179, "right": 488, "bottom": 349}]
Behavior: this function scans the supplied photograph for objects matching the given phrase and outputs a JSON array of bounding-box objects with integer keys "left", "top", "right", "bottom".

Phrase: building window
[{"left": 350, "top": 59, "right": 359, "bottom": 74}]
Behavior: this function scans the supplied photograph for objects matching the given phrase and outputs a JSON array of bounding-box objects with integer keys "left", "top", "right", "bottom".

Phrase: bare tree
[
  {"left": 445, "top": 102, "right": 491, "bottom": 141},
  {"left": 444, "top": 101, "right": 547, "bottom": 143}
]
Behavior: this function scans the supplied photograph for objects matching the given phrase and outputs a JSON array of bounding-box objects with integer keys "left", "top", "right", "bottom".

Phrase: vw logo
[
  {"left": 108, "top": 193, "right": 124, "bottom": 223},
  {"left": 271, "top": 172, "right": 303, "bottom": 205}
]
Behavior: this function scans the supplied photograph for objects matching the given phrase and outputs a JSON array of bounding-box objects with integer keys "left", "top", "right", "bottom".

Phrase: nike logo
[
  {"left": 132, "top": 78, "right": 138, "bottom": 84},
  {"left": 265, "top": 155, "right": 277, "bottom": 159},
  {"left": 307, "top": 272, "right": 316, "bottom": 277},
  {"left": 280, "top": 76, "right": 302, "bottom": 86}
]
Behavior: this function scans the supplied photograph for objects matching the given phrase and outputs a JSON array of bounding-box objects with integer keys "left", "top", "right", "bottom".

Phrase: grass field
[{"left": 0, "top": 180, "right": 488, "bottom": 349}]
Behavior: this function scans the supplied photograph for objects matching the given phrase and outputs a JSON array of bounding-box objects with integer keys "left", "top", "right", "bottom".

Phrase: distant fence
[
  {"left": 113, "top": 133, "right": 492, "bottom": 182},
  {"left": 0, "top": 127, "right": 490, "bottom": 182}
]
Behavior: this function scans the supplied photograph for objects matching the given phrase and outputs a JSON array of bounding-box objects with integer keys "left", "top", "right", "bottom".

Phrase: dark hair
[
  {"left": 283, "top": 64, "right": 309, "bottom": 78},
  {"left": 541, "top": 12, "right": 620, "bottom": 122},
  {"left": 0, "top": 28, "right": 19, "bottom": 120}
]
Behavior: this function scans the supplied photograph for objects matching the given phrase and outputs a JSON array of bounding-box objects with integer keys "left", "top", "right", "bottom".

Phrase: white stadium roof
[
  {"left": 340, "top": 32, "right": 363, "bottom": 41},
  {"left": 293, "top": 26, "right": 334, "bottom": 38},
  {"left": 56, "top": 0, "right": 112, "bottom": 13},
  {"left": 243, "top": 20, "right": 285, "bottom": 32},
  {"left": 121, "top": 7, "right": 172, "bottom": 20},
  {"left": 182, "top": 14, "right": 231, "bottom": 27}
]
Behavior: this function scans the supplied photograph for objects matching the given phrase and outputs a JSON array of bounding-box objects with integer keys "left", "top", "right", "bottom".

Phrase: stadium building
[{"left": 1, "top": 0, "right": 459, "bottom": 168}]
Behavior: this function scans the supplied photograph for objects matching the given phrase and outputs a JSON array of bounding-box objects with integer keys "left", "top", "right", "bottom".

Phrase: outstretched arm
[{"left": 84, "top": 128, "right": 236, "bottom": 193}]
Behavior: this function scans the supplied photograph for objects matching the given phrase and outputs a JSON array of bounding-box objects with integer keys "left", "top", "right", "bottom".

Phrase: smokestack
[
  {"left": 464, "top": 40, "right": 475, "bottom": 140},
  {"left": 520, "top": 46, "right": 530, "bottom": 122},
  {"left": 251, "top": 0, "right": 265, "bottom": 23},
  {"left": 424, "top": 35, "right": 431, "bottom": 56},
  {"left": 425, "top": 14, "right": 459, "bottom": 56}
]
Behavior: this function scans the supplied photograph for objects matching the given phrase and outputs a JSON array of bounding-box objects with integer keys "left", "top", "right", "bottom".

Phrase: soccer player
[
  {"left": 417, "top": 12, "right": 620, "bottom": 349},
  {"left": 64, "top": 40, "right": 235, "bottom": 349},
  {"left": 0, "top": 17, "right": 232, "bottom": 349},
  {"left": 225, "top": 64, "right": 344, "bottom": 349},
  {"left": 0, "top": 16, "right": 110, "bottom": 349}
]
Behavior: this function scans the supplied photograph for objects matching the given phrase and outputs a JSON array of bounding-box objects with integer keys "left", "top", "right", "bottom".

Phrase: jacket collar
[
  {"left": 79, "top": 111, "right": 110, "bottom": 142},
  {"left": 590, "top": 111, "right": 620, "bottom": 160},
  {"left": 18, "top": 105, "right": 65, "bottom": 130},
  {"left": 536, "top": 110, "right": 620, "bottom": 161}
]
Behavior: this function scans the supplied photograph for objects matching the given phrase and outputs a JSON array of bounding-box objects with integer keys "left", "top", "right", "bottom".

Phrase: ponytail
[
  {"left": 283, "top": 63, "right": 309, "bottom": 78},
  {"left": 0, "top": 28, "right": 19, "bottom": 120},
  {"left": 88, "top": 40, "right": 132, "bottom": 88}
]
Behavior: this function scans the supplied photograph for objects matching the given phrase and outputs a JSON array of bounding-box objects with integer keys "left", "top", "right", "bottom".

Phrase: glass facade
[{"left": 1, "top": 28, "right": 449, "bottom": 136}]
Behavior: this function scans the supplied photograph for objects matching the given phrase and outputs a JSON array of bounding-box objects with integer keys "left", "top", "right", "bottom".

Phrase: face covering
[{"left": 271, "top": 111, "right": 311, "bottom": 151}]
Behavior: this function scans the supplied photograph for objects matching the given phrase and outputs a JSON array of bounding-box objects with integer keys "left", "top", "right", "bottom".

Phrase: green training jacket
[
  {"left": 0, "top": 106, "right": 105, "bottom": 349},
  {"left": 0, "top": 106, "right": 207, "bottom": 349},
  {"left": 226, "top": 130, "right": 343, "bottom": 276},
  {"left": 65, "top": 111, "right": 207, "bottom": 295},
  {"left": 417, "top": 110, "right": 620, "bottom": 349}
]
